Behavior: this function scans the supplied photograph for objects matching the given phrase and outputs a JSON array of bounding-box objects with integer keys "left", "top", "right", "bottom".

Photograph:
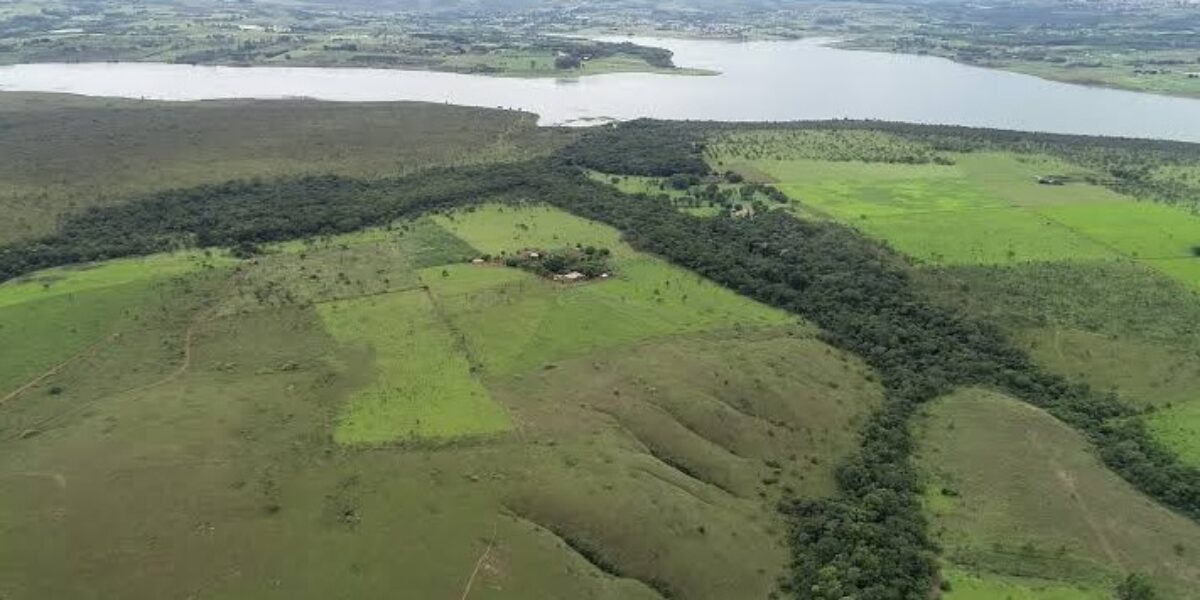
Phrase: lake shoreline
[{"left": 2, "top": 37, "right": 1199, "bottom": 142}]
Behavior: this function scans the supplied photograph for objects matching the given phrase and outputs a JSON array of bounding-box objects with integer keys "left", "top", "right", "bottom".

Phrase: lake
[{"left": 2, "top": 37, "right": 1200, "bottom": 142}]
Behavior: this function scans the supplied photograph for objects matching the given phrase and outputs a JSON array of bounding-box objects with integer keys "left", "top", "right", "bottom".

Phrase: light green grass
[
  {"left": 916, "top": 389, "right": 1200, "bottom": 598},
  {"left": 1038, "top": 202, "right": 1200, "bottom": 259},
  {"left": 434, "top": 204, "right": 633, "bottom": 259},
  {"left": 422, "top": 259, "right": 796, "bottom": 376},
  {"left": 318, "top": 289, "right": 510, "bottom": 444},
  {"left": 0, "top": 269, "right": 837, "bottom": 600},
  {"left": 716, "top": 148, "right": 1136, "bottom": 265},
  {"left": 428, "top": 204, "right": 797, "bottom": 375},
  {"left": 0, "top": 251, "right": 232, "bottom": 395},
  {"left": 1017, "top": 327, "right": 1200, "bottom": 409},
  {"left": 860, "top": 209, "right": 1117, "bottom": 264},
  {"left": 953, "top": 153, "right": 1125, "bottom": 207},
  {"left": 0, "top": 250, "right": 232, "bottom": 310},
  {"left": 1145, "top": 257, "right": 1200, "bottom": 292},
  {"left": 942, "top": 569, "right": 1110, "bottom": 600},
  {"left": 773, "top": 162, "right": 1004, "bottom": 219},
  {"left": 1146, "top": 401, "right": 1200, "bottom": 467},
  {"left": 490, "top": 328, "right": 881, "bottom": 498}
]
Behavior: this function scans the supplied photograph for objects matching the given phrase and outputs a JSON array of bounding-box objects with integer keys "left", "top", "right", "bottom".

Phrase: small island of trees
[{"left": 474, "top": 244, "right": 613, "bottom": 282}]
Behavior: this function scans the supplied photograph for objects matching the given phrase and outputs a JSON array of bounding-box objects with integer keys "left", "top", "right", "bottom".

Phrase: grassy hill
[
  {"left": 0, "top": 199, "right": 881, "bottom": 598},
  {"left": 916, "top": 389, "right": 1200, "bottom": 599}
]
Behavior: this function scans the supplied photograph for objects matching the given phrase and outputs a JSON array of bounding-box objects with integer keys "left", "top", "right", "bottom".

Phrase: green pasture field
[
  {"left": 0, "top": 251, "right": 233, "bottom": 398},
  {"left": 318, "top": 289, "right": 511, "bottom": 444},
  {"left": 585, "top": 172, "right": 763, "bottom": 217},
  {"left": 778, "top": 169, "right": 1003, "bottom": 219},
  {"left": 916, "top": 261, "right": 1200, "bottom": 352},
  {"left": 433, "top": 203, "right": 633, "bottom": 259},
  {"left": 915, "top": 389, "right": 1200, "bottom": 599},
  {"left": 942, "top": 569, "right": 1109, "bottom": 600},
  {"left": 1148, "top": 257, "right": 1200, "bottom": 292},
  {"left": 1038, "top": 202, "right": 1200, "bottom": 260},
  {"left": 427, "top": 204, "right": 797, "bottom": 375},
  {"left": 712, "top": 138, "right": 1200, "bottom": 278},
  {"left": 0, "top": 206, "right": 882, "bottom": 598},
  {"left": 0, "top": 250, "right": 233, "bottom": 310},
  {"left": 586, "top": 171, "right": 691, "bottom": 199},
  {"left": 485, "top": 327, "right": 884, "bottom": 598},
  {"left": 1016, "top": 328, "right": 1200, "bottom": 409},
  {"left": 420, "top": 258, "right": 796, "bottom": 376},
  {"left": 858, "top": 208, "right": 1117, "bottom": 264}
]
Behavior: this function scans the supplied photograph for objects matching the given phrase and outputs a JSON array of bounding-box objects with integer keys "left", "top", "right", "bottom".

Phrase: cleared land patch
[
  {"left": 1037, "top": 202, "right": 1200, "bottom": 260},
  {"left": 915, "top": 389, "right": 1200, "bottom": 598},
  {"left": 0, "top": 251, "right": 232, "bottom": 397},
  {"left": 217, "top": 218, "right": 475, "bottom": 315},
  {"left": 942, "top": 569, "right": 1109, "bottom": 600},
  {"left": 712, "top": 144, "right": 1132, "bottom": 265},
  {"left": 434, "top": 204, "right": 634, "bottom": 259},
  {"left": 0, "top": 232, "right": 872, "bottom": 598},
  {"left": 857, "top": 208, "right": 1116, "bottom": 264},
  {"left": 319, "top": 289, "right": 510, "bottom": 444},
  {"left": 1147, "top": 402, "right": 1200, "bottom": 468},
  {"left": 428, "top": 204, "right": 797, "bottom": 375}
]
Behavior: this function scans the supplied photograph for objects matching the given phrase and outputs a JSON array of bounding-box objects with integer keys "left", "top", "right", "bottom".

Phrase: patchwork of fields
[
  {"left": 0, "top": 202, "right": 881, "bottom": 598},
  {"left": 709, "top": 131, "right": 1200, "bottom": 467},
  {"left": 706, "top": 129, "right": 1200, "bottom": 598},
  {"left": 7, "top": 112, "right": 1200, "bottom": 599}
]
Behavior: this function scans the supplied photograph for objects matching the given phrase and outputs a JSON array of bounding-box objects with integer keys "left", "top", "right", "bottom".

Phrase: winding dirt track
[
  {"left": 459, "top": 522, "right": 499, "bottom": 600},
  {"left": 0, "top": 334, "right": 117, "bottom": 405}
]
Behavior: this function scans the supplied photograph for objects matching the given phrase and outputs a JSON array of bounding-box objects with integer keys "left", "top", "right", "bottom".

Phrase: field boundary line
[{"left": 418, "top": 284, "right": 523, "bottom": 438}]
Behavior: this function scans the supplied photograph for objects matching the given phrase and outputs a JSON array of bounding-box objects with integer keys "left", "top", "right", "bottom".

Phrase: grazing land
[
  {"left": 940, "top": 568, "right": 1109, "bottom": 600},
  {"left": 318, "top": 290, "right": 511, "bottom": 444},
  {"left": 5, "top": 102, "right": 1200, "bottom": 600},
  {"left": 915, "top": 389, "right": 1200, "bottom": 599},
  {"left": 429, "top": 204, "right": 797, "bottom": 375},
  {"left": 711, "top": 127, "right": 1200, "bottom": 473},
  {"left": 0, "top": 171, "right": 881, "bottom": 597}
]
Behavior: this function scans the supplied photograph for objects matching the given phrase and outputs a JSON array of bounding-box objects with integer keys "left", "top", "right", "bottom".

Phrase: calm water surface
[{"left": 2, "top": 37, "right": 1200, "bottom": 141}]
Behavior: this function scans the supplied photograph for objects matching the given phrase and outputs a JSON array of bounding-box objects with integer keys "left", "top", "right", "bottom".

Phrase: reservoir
[{"left": 2, "top": 37, "right": 1200, "bottom": 142}]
